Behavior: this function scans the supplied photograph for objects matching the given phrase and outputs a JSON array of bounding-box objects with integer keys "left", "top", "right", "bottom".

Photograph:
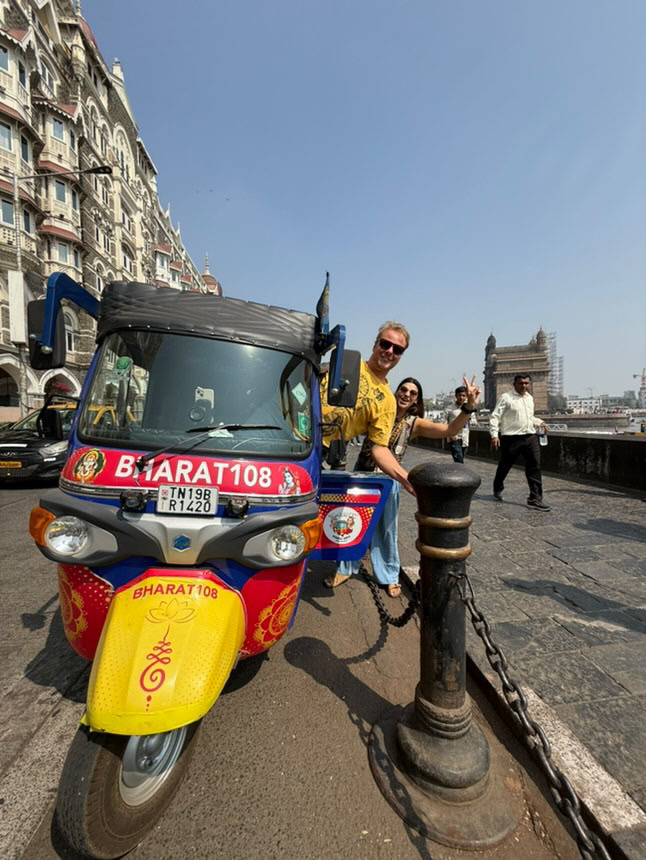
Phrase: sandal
[
  {"left": 387, "top": 583, "right": 401, "bottom": 598},
  {"left": 324, "top": 572, "right": 351, "bottom": 589}
]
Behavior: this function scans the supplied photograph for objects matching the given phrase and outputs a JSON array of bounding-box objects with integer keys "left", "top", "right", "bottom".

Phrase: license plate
[
  {"left": 0, "top": 461, "right": 22, "bottom": 469},
  {"left": 157, "top": 484, "right": 218, "bottom": 515}
]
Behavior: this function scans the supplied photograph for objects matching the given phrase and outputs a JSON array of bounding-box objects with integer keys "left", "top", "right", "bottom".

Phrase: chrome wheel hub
[{"left": 119, "top": 727, "right": 187, "bottom": 806}]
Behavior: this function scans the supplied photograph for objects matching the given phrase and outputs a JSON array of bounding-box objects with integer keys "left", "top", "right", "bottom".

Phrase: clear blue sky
[{"left": 84, "top": 0, "right": 645, "bottom": 399}]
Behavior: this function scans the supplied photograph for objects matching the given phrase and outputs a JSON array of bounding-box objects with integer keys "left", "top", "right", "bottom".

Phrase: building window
[
  {"left": 103, "top": 234, "right": 110, "bottom": 253},
  {"left": 0, "top": 121, "right": 12, "bottom": 151},
  {"left": 1, "top": 198, "right": 14, "bottom": 225},
  {"left": 52, "top": 118, "right": 65, "bottom": 141},
  {"left": 70, "top": 130, "right": 76, "bottom": 150},
  {"left": 95, "top": 225, "right": 100, "bottom": 242},
  {"left": 18, "top": 61, "right": 26, "bottom": 87},
  {"left": 55, "top": 179, "right": 66, "bottom": 202},
  {"left": 122, "top": 244, "right": 134, "bottom": 273},
  {"left": 58, "top": 242, "right": 68, "bottom": 263},
  {"left": 71, "top": 189, "right": 78, "bottom": 210},
  {"left": 0, "top": 46, "right": 8, "bottom": 72},
  {"left": 23, "top": 209, "right": 31, "bottom": 233},
  {"left": 102, "top": 183, "right": 109, "bottom": 205},
  {"left": 40, "top": 62, "right": 54, "bottom": 90},
  {"left": 73, "top": 248, "right": 80, "bottom": 268},
  {"left": 64, "top": 312, "right": 77, "bottom": 352},
  {"left": 156, "top": 253, "right": 168, "bottom": 270},
  {"left": 21, "top": 135, "right": 29, "bottom": 163},
  {"left": 122, "top": 204, "right": 132, "bottom": 233}
]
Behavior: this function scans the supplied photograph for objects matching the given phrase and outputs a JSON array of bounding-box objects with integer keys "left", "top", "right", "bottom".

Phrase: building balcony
[
  {"left": 0, "top": 223, "right": 38, "bottom": 257},
  {"left": 37, "top": 141, "right": 77, "bottom": 174}
]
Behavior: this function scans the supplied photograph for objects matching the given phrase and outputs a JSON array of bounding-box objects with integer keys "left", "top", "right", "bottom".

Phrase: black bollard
[{"left": 368, "top": 461, "right": 522, "bottom": 848}]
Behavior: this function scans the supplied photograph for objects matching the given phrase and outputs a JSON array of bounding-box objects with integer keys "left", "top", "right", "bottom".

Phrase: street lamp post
[{"left": 9, "top": 163, "right": 111, "bottom": 415}]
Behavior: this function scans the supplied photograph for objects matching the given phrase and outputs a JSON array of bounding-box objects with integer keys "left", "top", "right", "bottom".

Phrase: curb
[{"left": 399, "top": 565, "right": 646, "bottom": 860}]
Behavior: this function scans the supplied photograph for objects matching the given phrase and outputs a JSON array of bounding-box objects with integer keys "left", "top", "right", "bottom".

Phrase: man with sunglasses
[
  {"left": 490, "top": 373, "right": 550, "bottom": 511},
  {"left": 322, "top": 322, "right": 413, "bottom": 494}
]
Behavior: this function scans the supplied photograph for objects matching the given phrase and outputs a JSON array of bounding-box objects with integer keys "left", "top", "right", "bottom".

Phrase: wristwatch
[{"left": 460, "top": 404, "right": 477, "bottom": 414}]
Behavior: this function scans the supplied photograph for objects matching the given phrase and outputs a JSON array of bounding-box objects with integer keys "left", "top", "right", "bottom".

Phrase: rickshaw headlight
[
  {"left": 269, "top": 525, "right": 306, "bottom": 561},
  {"left": 44, "top": 516, "right": 90, "bottom": 556}
]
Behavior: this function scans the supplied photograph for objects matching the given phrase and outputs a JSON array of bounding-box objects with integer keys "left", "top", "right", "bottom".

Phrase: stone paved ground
[{"left": 392, "top": 443, "right": 646, "bottom": 858}]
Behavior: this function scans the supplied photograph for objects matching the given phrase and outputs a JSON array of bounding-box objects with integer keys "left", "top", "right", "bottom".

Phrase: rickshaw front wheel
[{"left": 55, "top": 721, "right": 201, "bottom": 859}]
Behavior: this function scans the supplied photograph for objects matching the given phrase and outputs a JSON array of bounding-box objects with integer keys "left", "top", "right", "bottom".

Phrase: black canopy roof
[{"left": 97, "top": 281, "right": 320, "bottom": 365}]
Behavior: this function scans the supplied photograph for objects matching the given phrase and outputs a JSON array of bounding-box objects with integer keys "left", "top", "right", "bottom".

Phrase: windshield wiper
[
  {"left": 135, "top": 424, "right": 281, "bottom": 470},
  {"left": 186, "top": 424, "right": 280, "bottom": 434}
]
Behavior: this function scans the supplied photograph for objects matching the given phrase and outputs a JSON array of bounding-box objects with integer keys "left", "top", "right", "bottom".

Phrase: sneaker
[
  {"left": 527, "top": 498, "right": 550, "bottom": 512},
  {"left": 493, "top": 492, "right": 504, "bottom": 502}
]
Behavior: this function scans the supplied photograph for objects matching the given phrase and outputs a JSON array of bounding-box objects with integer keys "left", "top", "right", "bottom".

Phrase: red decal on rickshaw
[
  {"left": 71, "top": 448, "right": 106, "bottom": 483},
  {"left": 58, "top": 564, "right": 113, "bottom": 660},
  {"left": 140, "top": 626, "right": 172, "bottom": 695},
  {"left": 240, "top": 563, "right": 305, "bottom": 656},
  {"left": 318, "top": 504, "right": 375, "bottom": 549},
  {"left": 62, "top": 447, "right": 313, "bottom": 496}
]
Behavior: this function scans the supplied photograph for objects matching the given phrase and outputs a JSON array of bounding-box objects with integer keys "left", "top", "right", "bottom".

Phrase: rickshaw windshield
[{"left": 78, "top": 331, "right": 313, "bottom": 458}]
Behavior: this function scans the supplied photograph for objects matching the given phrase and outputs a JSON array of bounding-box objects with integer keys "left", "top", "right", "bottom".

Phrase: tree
[{"left": 548, "top": 393, "right": 566, "bottom": 413}]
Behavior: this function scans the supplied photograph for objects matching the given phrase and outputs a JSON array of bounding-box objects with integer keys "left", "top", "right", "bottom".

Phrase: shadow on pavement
[
  {"left": 283, "top": 635, "right": 435, "bottom": 860},
  {"left": 23, "top": 608, "right": 88, "bottom": 703},
  {"left": 299, "top": 560, "right": 336, "bottom": 617},
  {"left": 502, "top": 577, "right": 645, "bottom": 634},
  {"left": 221, "top": 650, "right": 268, "bottom": 694},
  {"left": 285, "top": 635, "right": 390, "bottom": 747},
  {"left": 21, "top": 594, "right": 58, "bottom": 630},
  {"left": 573, "top": 517, "right": 646, "bottom": 542}
]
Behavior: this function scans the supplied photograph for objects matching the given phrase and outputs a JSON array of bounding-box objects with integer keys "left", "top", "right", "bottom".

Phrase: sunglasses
[
  {"left": 398, "top": 386, "right": 418, "bottom": 396},
  {"left": 378, "top": 338, "right": 406, "bottom": 356}
]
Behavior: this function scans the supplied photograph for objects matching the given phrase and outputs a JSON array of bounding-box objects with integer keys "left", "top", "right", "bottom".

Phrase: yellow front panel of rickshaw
[{"left": 85, "top": 573, "right": 245, "bottom": 735}]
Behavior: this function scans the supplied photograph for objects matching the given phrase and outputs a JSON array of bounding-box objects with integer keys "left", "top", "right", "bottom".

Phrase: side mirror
[
  {"left": 27, "top": 300, "right": 66, "bottom": 369},
  {"left": 327, "top": 348, "right": 361, "bottom": 407}
]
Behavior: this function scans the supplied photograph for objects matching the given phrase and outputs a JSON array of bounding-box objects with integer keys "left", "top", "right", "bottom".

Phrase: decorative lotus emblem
[{"left": 145, "top": 598, "right": 196, "bottom": 624}]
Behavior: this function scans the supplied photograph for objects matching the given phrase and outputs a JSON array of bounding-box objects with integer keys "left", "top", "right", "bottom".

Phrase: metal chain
[
  {"left": 361, "top": 564, "right": 420, "bottom": 627},
  {"left": 454, "top": 571, "right": 612, "bottom": 860}
]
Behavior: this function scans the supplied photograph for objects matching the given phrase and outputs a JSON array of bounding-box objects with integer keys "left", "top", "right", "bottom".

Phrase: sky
[{"left": 83, "top": 0, "right": 645, "bottom": 400}]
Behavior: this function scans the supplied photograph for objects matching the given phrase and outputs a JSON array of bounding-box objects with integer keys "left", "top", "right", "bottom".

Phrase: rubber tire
[{"left": 54, "top": 722, "right": 201, "bottom": 859}]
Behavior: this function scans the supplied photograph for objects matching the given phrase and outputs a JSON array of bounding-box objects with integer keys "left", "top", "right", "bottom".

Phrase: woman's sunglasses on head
[{"left": 378, "top": 338, "right": 406, "bottom": 356}]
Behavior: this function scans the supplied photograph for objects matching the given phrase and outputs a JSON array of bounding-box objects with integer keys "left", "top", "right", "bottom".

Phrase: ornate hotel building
[
  {"left": 484, "top": 329, "right": 549, "bottom": 412},
  {"left": 0, "top": 0, "right": 221, "bottom": 421}
]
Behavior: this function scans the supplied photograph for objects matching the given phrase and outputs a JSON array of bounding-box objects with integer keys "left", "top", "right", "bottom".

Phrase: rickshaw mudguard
[
  {"left": 309, "top": 471, "right": 393, "bottom": 561},
  {"left": 82, "top": 570, "right": 245, "bottom": 735}
]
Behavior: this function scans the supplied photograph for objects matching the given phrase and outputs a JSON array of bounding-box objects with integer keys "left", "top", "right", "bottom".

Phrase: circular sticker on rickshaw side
[{"left": 323, "top": 506, "right": 363, "bottom": 545}]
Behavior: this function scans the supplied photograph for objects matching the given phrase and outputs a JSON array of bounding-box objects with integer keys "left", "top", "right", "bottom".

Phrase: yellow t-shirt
[{"left": 322, "top": 360, "right": 395, "bottom": 447}]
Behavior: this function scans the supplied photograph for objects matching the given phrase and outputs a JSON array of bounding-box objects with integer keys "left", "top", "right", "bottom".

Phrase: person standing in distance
[
  {"left": 490, "top": 373, "right": 550, "bottom": 511},
  {"left": 447, "top": 385, "right": 472, "bottom": 463}
]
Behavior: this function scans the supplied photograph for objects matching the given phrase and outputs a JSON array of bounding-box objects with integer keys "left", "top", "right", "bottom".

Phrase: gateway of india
[{"left": 484, "top": 329, "right": 549, "bottom": 412}]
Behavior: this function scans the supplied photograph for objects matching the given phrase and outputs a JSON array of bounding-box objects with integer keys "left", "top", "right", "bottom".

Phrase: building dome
[{"left": 202, "top": 254, "right": 222, "bottom": 295}]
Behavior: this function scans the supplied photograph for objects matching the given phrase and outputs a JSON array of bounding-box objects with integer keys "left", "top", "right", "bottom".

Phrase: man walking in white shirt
[{"left": 489, "top": 374, "right": 550, "bottom": 511}]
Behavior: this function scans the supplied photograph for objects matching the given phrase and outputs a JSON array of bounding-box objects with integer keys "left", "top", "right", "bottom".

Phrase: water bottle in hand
[{"left": 538, "top": 428, "right": 548, "bottom": 447}]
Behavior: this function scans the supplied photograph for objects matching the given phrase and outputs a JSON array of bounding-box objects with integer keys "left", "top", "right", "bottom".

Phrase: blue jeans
[
  {"left": 338, "top": 481, "right": 401, "bottom": 586},
  {"left": 449, "top": 440, "right": 466, "bottom": 463}
]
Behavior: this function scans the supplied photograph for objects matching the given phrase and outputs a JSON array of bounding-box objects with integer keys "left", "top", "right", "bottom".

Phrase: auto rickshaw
[{"left": 26, "top": 272, "right": 392, "bottom": 859}]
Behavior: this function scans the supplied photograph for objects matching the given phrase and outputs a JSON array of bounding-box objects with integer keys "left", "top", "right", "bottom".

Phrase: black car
[{"left": 0, "top": 401, "right": 76, "bottom": 482}]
